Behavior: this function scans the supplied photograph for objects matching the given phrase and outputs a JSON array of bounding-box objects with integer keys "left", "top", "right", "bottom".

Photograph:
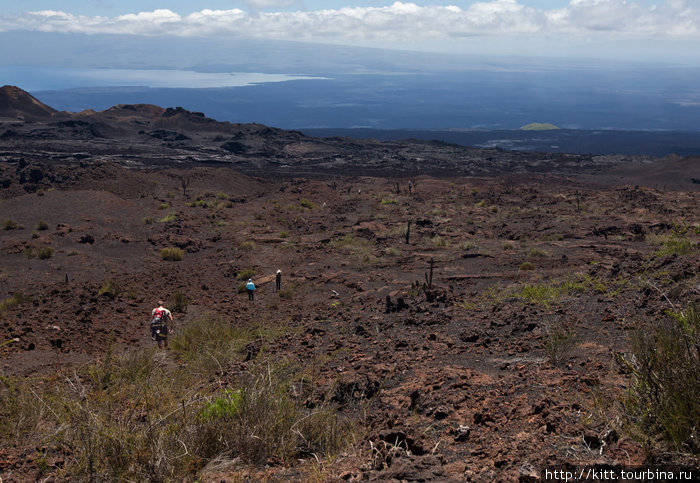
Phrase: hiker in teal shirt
[{"left": 246, "top": 278, "right": 256, "bottom": 301}]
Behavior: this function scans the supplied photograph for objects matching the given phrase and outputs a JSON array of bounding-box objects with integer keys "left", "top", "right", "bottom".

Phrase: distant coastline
[{"left": 301, "top": 128, "right": 700, "bottom": 158}]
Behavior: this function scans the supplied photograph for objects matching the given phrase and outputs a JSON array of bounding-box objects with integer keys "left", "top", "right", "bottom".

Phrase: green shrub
[
  {"left": 37, "top": 246, "right": 54, "bottom": 259},
  {"left": 157, "top": 202, "right": 170, "bottom": 210},
  {"left": 200, "top": 389, "right": 242, "bottom": 420},
  {"left": 36, "top": 220, "right": 49, "bottom": 231},
  {"left": 238, "top": 281, "right": 249, "bottom": 294},
  {"left": 160, "top": 247, "right": 184, "bottom": 262},
  {"left": 2, "top": 219, "right": 22, "bottom": 230},
  {"left": 187, "top": 199, "right": 208, "bottom": 208},
  {"left": 169, "top": 292, "right": 188, "bottom": 313},
  {"left": 622, "top": 304, "right": 700, "bottom": 454},
  {"left": 519, "top": 261, "right": 535, "bottom": 270},
  {"left": 299, "top": 198, "right": 315, "bottom": 209},
  {"left": 527, "top": 248, "right": 549, "bottom": 258},
  {"left": 24, "top": 246, "right": 52, "bottom": 259},
  {"left": 142, "top": 217, "right": 154, "bottom": 225},
  {"left": 654, "top": 237, "right": 696, "bottom": 257},
  {"left": 237, "top": 268, "right": 256, "bottom": 280},
  {"left": 432, "top": 236, "right": 448, "bottom": 247},
  {"left": 460, "top": 242, "right": 477, "bottom": 251},
  {"left": 98, "top": 279, "right": 121, "bottom": 299},
  {"left": 193, "top": 363, "right": 353, "bottom": 465},
  {"left": 0, "top": 292, "right": 32, "bottom": 313},
  {"left": 159, "top": 213, "right": 177, "bottom": 223},
  {"left": 543, "top": 324, "right": 577, "bottom": 364}
]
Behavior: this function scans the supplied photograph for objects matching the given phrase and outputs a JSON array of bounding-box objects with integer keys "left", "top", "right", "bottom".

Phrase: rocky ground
[{"left": 1, "top": 86, "right": 699, "bottom": 481}]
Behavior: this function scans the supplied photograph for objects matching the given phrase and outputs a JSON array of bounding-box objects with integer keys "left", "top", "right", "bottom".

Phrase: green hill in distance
[{"left": 520, "top": 122, "right": 560, "bottom": 131}]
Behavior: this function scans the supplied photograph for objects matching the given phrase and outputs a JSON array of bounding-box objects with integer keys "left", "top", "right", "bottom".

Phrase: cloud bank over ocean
[{"left": 2, "top": 1, "right": 697, "bottom": 46}]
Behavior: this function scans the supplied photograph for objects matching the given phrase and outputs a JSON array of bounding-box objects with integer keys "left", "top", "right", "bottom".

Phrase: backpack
[{"left": 152, "top": 307, "right": 167, "bottom": 325}]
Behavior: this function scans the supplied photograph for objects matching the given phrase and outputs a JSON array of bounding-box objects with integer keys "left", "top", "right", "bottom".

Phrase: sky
[{"left": 0, "top": 1, "right": 697, "bottom": 63}]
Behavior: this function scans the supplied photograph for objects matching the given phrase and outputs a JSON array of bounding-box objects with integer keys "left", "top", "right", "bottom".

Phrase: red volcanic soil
[
  {"left": 1, "top": 86, "right": 698, "bottom": 480},
  {"left": 1, "top": 160, "right": 698, "bottom": 481}
]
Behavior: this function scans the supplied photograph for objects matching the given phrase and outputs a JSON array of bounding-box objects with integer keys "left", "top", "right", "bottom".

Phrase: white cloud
[
  {"left": 1, "top": 1, "right": 698, "bottom": 44},
  {"left": 243, "top": 0, "right": 297, "bottom": 8}
]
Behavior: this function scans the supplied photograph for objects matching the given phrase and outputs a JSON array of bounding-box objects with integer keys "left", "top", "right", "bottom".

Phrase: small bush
[
  {"left": 0, "top": 292, "right": 32, "bottom": 313},
  {"left": 380, "top": 197, "right": 397, "bottom": 205},
  {"left": 160, "top": 247, "right": 184, "bottom": 261},
  {"left": 200, "top": 389, "right": 242, "bottom": 420},
  {"left": 237, "top": 268, "right": 256, "bottom": 280},
  {"left": 98, "top": 279, "right": 121, "bottom": 299},
  {"left": 216, "top": 192, "right": 229, "bottom": 200},
  {"left": 37, "top": 246, "right": 54, "bottom": 259},
  {"left": 187, "top": 199, "right": 208, "bottom": 208},
  {"left": 279, "top": 231, "right": 290, "bottom": 238},
  {"left": 622, "top": 305, "right": 700, "bottom": 454},
  {"left": 527, "top": 248, "right": 549, "bottom": 258},
  {"left": 432, "top": 236, "right": 448, "bottom": 247},
  {"left": 654, "top": 237, "right": 696, "bottom": 257},
  {"left": 142, "top": 217, "right": 154, "bottom": 225},
  {"left": 24, "top": 246, "right": 52, "bottom": 259},
  {"left": 519, "top": 261, "right": 535, "bottom": 270},
  {"left": 159, "top": 213, "right": 177, "bottom": 223},
  {"left": 299, "top": 198, "right": 316, "bottom": 209},
  {"left": 384, "top": 246, "right": 401, "bottom": 257},
  {"left": 543, "top": 324, "right": 577, "bottom": 364},
  {"left": 3, "top": 219, "right": 22, "bottom": 230},
  {"left": 169, "top": 292, "right": 189, "bottom": 313},
  {"left": 36, "top": 220, "right": 49, "bottom": 231},
  {"left": 237, "top": 281, "right": 249, "bottom": 293},
  {"left": 157, "top": 202, "right": 170, "bottom": 210}
]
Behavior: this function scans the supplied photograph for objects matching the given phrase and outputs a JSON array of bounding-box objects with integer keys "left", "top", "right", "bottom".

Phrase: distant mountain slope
[{"left": 0, "top": 85, "right": 57, "bottom": 120}]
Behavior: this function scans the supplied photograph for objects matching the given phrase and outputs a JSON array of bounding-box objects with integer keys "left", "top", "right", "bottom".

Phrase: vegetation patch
[
  {"left": 621, "top": 304, "right": 700, "bottom": 455},
  {"left": 98, "top": 279, "right": 122, "bottom": 299},
  {"left": 159, "top": 212, "right": 178, "bottom": 223},
  {"left": 3, "top": 219, "right": 23, "bottom": 230},
  {"left": 299, "top": 198, "right": 316, "bottom": 209},
  {"left": 543, "top": 323, "right": 578, "bottom": 365},
  {"left": 169, "top": 291, "right": 189, "bottom": 313},
  {"left": 160, "top": 247, "right": 184, "bottom": 261},
  {"left": 0, "top": 292, "right": 32, "bottom": 314},
  {"left": 236, "top": 268, "right": 256, "bottom": 280},
  {"left": 25, "top": 246, "right": 54, "bottom": 259}
]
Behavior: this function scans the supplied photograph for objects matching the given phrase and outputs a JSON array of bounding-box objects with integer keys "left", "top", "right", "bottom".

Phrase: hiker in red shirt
[{"left": 150, "top": 300, "right": 173, "bottom": 349}]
